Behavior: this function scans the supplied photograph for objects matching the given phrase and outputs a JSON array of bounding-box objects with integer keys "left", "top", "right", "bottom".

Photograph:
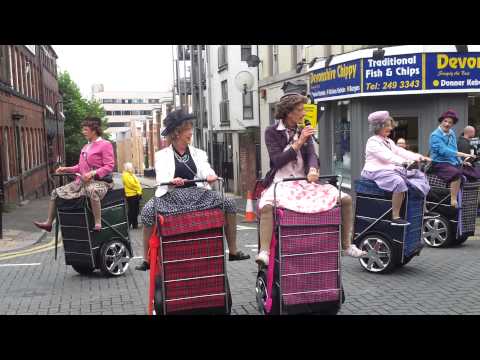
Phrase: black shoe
[
  {"left": 391, "top": 218, "right": 411, "bottom": 226},
  {"left": 424, "top": 212, "right": 440, "bottom": 220},
  {"left": 229, "top": 250, "right": 251, "bottom": 261},
  {"left": 135, "top": 261, "right": 150, "bottom": 271}
]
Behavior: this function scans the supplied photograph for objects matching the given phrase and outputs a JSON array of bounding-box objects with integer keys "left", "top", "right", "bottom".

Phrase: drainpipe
[
  {"left": 205, "top": 45, "right": 214, "bottom": 162},
  {"left": 38, "top": 47, "right": 51, "bottom": 194}
]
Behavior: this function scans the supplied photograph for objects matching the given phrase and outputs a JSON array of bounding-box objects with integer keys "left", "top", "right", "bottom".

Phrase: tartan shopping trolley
[
  {"left": 148, "top": 178, "right": 232, "bottom": 315},
  {"left": 254, "top": 175, "right": 344, "bottom": 315}
]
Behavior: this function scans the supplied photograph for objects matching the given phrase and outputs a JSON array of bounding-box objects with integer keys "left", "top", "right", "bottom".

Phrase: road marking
[
  {"left": 244, "top": 244, "right": 258, "bottom": 247},
  {"left": 0, "top": 237, "right": 62, "bottom": 261},
  {"left": 0, "top": 263, "right": 41, "bottom": 267},
  {"left": 132, "top": 256, "right": 144, "bottom": 260}
]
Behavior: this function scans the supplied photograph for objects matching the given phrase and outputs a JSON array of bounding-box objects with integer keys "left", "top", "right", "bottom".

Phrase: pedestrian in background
[
  {"left": 396, "top": 137, "right": 408, "bottom": 149},
  {"left": 122, "top": 162, "right": 142, "bottom": 229},
  {"left": 457, "top": 126, "right": 477, "bottom": 157}
]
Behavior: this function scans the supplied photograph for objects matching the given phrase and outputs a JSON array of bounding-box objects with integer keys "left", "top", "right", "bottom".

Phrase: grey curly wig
[
  {"left": 369, "top": 117, "right": 396, "bottom": 134},
  {"left": 275, "top": 93, "right": 308, "bottom": 120}
]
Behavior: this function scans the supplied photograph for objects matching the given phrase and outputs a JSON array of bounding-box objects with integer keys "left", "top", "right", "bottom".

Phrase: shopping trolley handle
[{"left": 51, "top": 172, "right": 81, "bottom": 177}]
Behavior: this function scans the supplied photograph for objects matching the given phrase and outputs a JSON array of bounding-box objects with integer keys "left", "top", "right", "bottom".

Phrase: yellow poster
[{"left": 302, "top": 104, "right": 318, "bottom": 128}]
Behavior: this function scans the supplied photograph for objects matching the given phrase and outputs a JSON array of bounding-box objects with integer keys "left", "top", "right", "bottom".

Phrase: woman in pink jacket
[
  {"left": 361, "top": 111, "right": 435, "bottom": 226},
  {"left": 34, "top": 117, "right": 115, "bottom": 232}
]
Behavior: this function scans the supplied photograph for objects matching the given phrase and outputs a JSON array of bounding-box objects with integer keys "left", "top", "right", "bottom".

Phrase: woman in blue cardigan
[{"left": 429, "top": 110, "right": 478, "bottom": 207}]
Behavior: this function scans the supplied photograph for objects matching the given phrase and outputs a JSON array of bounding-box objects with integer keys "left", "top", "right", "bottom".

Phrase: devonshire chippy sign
[{"left": 310, "top": 52, "right": 480, "bottom": 101}]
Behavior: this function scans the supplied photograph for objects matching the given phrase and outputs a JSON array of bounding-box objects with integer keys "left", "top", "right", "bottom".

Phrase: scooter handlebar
[{"left": 159, "top": 177, "right": 224, "bottom": 186}]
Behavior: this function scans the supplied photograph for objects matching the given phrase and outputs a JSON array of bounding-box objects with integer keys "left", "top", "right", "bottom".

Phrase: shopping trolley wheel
[
  {"left": 256, "top": 269, "right": 268, "bottom": 314},
  {"left": 358, "top": 234, "right": 399, "bottom": 274},
  {"left": 71, "top": 264, "right": 95, "bottom": 275},
  {"left": 452, "top": 234, "right": 470, "bottom": 246},
  {"left": 255, "top": 267, "right": 279, "bottom": 315},
  {"left": 423, "top": 214, "right": 452, "bottom": 248},
  {"left": 99, "top": 239, "right": 131, "bottom": 277},
  {"left": 153, "top": 275, "right": 164, "bottom": 315}
]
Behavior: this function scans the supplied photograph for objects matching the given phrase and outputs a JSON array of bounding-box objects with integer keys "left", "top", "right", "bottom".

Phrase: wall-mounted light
[
  {"left": 455, "top": 45, "right": 468, "bottom": 53},
  {"left": 324, "top": 54, "right": 334, "bottom": 67},
  {"left": 309, "top": 57, "right": 319, "bottom": 67},
  {"left": 295, "top": 58, "right": 307, "bottom": 74},
  {"left": 372, "top": 48, "right": 385, "bottom": 60}
]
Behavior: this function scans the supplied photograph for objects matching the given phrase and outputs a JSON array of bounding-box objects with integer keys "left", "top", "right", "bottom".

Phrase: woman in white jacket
[{"left": 136, "top": 109, "right": 250, "bottom": 271}]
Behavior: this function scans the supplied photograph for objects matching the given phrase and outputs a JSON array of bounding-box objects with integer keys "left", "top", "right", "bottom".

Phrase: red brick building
[{"left": 0, "top": 45, "right": 64, "bottom": 204}]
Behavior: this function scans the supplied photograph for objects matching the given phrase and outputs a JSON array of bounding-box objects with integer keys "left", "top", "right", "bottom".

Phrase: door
[{"left": 391, "top": 117, "right": 419, "bottom": 153}]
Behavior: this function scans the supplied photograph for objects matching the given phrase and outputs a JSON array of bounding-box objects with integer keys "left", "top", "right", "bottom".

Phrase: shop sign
[{"left": 310, "top": 52, "right": 480, "bottom": 101}]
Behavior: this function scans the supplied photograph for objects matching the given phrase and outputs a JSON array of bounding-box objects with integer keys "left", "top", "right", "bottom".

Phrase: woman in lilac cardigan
[
  {"left": 34, "top": 117, "right": 115, "bottom": 232},
  {"left": 361, "top": 111, "right": 434, "bottom": 225}
]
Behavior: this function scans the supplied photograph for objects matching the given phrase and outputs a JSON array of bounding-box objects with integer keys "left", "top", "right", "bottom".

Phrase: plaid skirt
[
  {"left": 51, "top": 180, "right": 112, "bottom": 201},
  {"left": 140, "top": 187, "right": 237, "bottom": 227},
  {"left": 431, "top": 162, "right": 480, "bottom": 183}
]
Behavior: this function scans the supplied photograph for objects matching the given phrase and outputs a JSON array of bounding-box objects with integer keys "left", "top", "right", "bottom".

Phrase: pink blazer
[
  {"left": 363, "top": 135, "right": 421, "bottom": 172},
  {"left": 69, "top": 138, "right": 115, "bottom": 182}
]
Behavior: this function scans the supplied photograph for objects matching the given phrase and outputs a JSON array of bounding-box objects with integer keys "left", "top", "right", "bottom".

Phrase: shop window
[{"left": 333, "top": 102, "right": 351, "bottom": 187}]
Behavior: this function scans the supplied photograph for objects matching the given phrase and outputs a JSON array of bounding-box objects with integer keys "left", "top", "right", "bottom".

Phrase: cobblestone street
[{"left": 1, "top": 213, "right": 480, "bottom": 315}]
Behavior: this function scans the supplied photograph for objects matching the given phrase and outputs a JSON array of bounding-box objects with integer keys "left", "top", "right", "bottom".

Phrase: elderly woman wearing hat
[
  {"left": 135, "top": 109, "right": 250, "bottom": 271},
  {"left": 361, "top": 111, "right": 433, "bottom": 226},
  {"left": 255, "top": 93, "right": 366, "bottom": 266},
  {"left": 429, "top": 109, "right": 478, "bottom": 208}
]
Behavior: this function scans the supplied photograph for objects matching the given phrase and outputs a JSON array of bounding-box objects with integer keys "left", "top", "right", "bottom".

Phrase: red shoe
[{"left": 33, "top": 221, "right": 52, "bottom": 232}]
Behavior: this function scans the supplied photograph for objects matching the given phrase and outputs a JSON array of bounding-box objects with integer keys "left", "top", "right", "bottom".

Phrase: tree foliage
[{"left": 58, "top": 71, "right": 110, "bottom": 166}]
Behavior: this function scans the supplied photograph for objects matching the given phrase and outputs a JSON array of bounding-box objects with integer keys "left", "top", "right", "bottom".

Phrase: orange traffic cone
[{"left": 243, "top": 191, "right": 256, "bottom": 223}]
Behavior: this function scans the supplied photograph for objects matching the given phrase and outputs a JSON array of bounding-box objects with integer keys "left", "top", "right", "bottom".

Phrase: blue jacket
[{"left": 429, "top": 127, "right": 460, "bottom": 166}]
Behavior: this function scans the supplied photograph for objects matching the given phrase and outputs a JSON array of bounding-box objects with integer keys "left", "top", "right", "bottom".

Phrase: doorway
[{"left": 391, "top": 117, "right": 419, "bottom": 153}]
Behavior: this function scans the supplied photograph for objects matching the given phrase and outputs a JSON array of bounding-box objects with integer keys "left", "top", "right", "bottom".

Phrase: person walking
[{"left": 122, "top": 162, "right": 142, "bottom": 230}]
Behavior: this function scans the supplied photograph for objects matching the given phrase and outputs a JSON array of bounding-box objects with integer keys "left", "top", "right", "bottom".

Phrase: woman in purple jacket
[
  {"left": 255, "top": 93, "right": 366, "bottom": 266},
  {"left": 33, "top": 117, "right": 115, "bottom": 232}
]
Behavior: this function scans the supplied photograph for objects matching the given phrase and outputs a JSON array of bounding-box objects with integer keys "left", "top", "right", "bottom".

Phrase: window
[
  {"left": 221, "top": 80, "right": 228, "bottom": 100},
  {"left": 148, "top": 99, "right": 160, "bottom": 104},
  {"left": 218, "top": 45, "right": 228, "bottom": 71},
  {"left": 108, "top": 122, "right": 128, "bottom": 127},
  {"left": 241, "top": 45, "right": 252, "bottom": 61},
  {"left": 242, "top": 91, "right": 254, "bottom": 119},
  {"left": 220, "top": 100, "right": 229, "bottom": 125},
  {"left": 113, "top": 111, "right": 122, "bottom": 116},
  {"left": 2, "top": 128, "right": 9, "bottom": 179},
  {"left": 0, "top": 45, "right": 10, "bottom": 85}
]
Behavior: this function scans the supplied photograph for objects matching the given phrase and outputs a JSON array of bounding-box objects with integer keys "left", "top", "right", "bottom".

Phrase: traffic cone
[{"left": 243, "top": 191, "right": 256, "bottom": 223}]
